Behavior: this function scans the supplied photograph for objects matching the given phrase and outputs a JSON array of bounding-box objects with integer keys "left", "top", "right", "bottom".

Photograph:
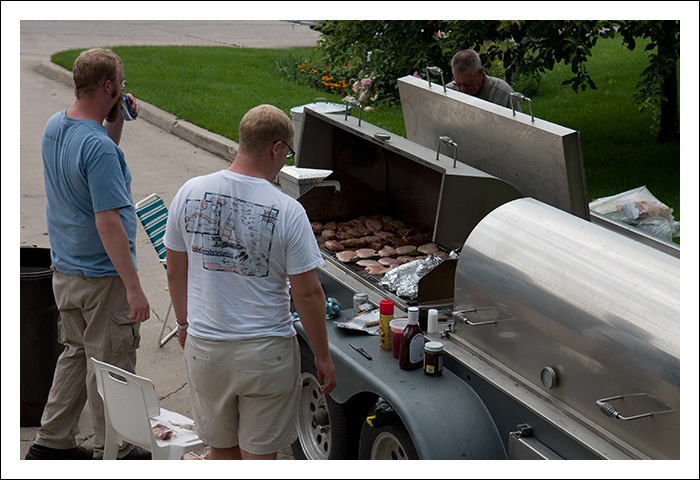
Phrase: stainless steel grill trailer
[{"left": 288, "top": 96, "right": 679, "bottom": 460}]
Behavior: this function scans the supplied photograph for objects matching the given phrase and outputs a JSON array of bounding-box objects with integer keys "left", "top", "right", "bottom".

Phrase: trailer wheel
[
  {"left": 358, "top": 410, "right": 419, "bottom": 460},
  {"left": 291, "top": 344, "right": 350, "bottom": 460}
]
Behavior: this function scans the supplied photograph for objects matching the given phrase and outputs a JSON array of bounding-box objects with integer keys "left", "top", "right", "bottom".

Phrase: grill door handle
[
  {"left": 596, "top": 394, "right": 675, "bottom": 421},
  {"left": 454, "top": 310, "right": 496, "bottom": 326}
]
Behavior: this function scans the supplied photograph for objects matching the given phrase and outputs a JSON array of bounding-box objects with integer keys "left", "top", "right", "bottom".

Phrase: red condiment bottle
[
  {"left": 399, "top": 306, "right": 424, "bottom": 370},
  {"left": 379, "top": 299, "right": 394, "bottom": 351}
]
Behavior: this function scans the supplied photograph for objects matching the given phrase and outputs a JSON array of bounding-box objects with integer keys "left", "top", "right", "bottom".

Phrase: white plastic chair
[
  {"left": 91, "top": 357, "right": 205, "bottom": 460},
  {"left": 135, "top": 193, "right": 177, "bottom": 347}
]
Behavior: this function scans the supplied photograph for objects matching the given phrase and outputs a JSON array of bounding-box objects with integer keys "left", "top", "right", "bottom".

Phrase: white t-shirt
[{"left": 164, "top": 169, "right": 324, "bottom": 341}]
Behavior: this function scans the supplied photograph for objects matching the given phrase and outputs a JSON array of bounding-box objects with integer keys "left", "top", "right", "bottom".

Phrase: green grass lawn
[
  {"left": 528, "top": 36, "right": 680, "bottom": 225},
  {"left": 52, "top": 37, "right": 680, "bottom": 241}
]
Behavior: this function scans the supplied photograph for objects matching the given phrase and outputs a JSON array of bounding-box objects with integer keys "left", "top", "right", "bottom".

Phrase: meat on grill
[
  {"left": 311, "top": 222, "right": 324, "bottom": 235},
  {"left": 340, "top": 238, "right": 367, "bottom": 249},
  {"left": 324, "top": 240, "right": 344, "bottom": 252},
  {"left": 365, "top": 264, "right": 390, "bottom": 275},
  {"left": 314, "top": 214, "right": 448, "bottom": 269},
  {"left": 395, "top": 245, "right": 417, "bottom": 256},
  {"left": 378, "top": 257, "right": 403, "bottom": 267},
  {"left": 397, "top": 255, "right": 418, "bottom": 264},
  {"left": 336, "top": 251, "right": 358, "bottom": 263},
  {"left": 418, "top": 242, "right": 439, "bottom": 255},
  {"left": 357, "top": 259, "right": 383, "bottom": 268},
  {"left": 336, "top": 228, "right": 361, "bottom": 240},
  {"left": 365, "top": 218, "right": 383, "bottom": 232},
  {"left": 322, "top": 229, "right": 337, "bottom": 241},
  {"left": 356, "top": 248, "right": 378, "bottom": 259}
]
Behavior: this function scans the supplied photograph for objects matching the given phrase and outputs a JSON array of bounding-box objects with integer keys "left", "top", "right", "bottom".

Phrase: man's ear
[{"left": 271, "top": 140, "right": 282, "bottom": 158}]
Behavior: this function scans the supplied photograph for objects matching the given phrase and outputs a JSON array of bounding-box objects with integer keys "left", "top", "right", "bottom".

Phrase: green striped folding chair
[{"left": 135, "top": 193, "right": 177, "bottom": 347}]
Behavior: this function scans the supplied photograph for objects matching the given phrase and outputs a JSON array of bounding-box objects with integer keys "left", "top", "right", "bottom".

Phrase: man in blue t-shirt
[{"left": 26, "top": 48, "right": 151, "bottom": 461}]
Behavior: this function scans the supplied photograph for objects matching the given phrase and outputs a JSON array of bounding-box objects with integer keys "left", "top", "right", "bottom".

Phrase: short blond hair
[
  {"left": 73, "top": 48, "right": 122, "bottom": 99},
  {"left": 238, "top": 104, "right": 294, "bottom": 157}
]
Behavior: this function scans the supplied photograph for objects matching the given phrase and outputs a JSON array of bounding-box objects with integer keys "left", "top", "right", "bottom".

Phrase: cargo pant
[{"left": 34, "top": 271, "right": 141, "bottom": 459}]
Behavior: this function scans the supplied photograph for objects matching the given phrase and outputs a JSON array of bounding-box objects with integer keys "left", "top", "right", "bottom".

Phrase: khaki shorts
[{"left": 184, "top": 335, "right": 301, "bottom": 455}]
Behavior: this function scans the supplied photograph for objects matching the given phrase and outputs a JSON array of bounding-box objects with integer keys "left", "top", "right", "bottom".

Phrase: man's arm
[
  {"left": 104, "top": 113, "right": 125, "bottom": 145},
  {"left": 104, "top": 94, "right": 138, "bottom": 145},
  {"left": 165, "top": 248, "right": 189, "bottom": 349},
  {"left": 95, "top": 208, "right": 149, "bottom": 322},
  {"left": 289, "top": 269, "right": 337, "bottom": 394}
]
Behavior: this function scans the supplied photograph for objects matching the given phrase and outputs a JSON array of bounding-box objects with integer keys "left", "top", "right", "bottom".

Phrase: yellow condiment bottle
[{"left": 378, "top": 299, "right": 394, "bottom": 351}]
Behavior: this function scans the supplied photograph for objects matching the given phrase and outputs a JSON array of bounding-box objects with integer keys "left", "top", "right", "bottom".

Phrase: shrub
[
  {"left": 310, "top": 21, "right": 517, "bottom": 104},
  {"left": 277, "top": 53, "right": 352, "bottom": 97}
]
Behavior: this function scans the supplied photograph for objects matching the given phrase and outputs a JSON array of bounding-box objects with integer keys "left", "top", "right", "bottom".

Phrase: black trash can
[{"left": 20, "top": 246, "right": 64, "bottom": 427}]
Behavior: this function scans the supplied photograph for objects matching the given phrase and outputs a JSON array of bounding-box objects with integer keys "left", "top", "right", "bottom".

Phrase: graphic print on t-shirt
[{"left": 184, "top": 192, "right": 278, "bottom": 277}]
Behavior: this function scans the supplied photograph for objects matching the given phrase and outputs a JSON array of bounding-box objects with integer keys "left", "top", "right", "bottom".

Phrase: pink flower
[{"left": 361, "top": 78, "right": 372, "bottom": 89}]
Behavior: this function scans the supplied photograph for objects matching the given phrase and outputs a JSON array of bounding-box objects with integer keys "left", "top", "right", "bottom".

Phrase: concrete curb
[{"left": 36, "top": 60, "right": 238, "bottom": 162}]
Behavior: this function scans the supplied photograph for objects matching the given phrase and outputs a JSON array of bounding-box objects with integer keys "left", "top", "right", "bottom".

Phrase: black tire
[
  {"left": 291, "top": 342, "right": 350, "bottom": 459},
  {"left": 358, "top": 406, "right": 419, "bottom": 460}
]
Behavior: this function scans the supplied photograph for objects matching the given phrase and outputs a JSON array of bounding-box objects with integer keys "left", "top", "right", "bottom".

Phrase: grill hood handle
[
  {"left": 426, "top": 66, "right": 446, "bottom": 93},
  {"left": 510, "top": 92, "right": 534, "bottom": 122},
  {"left": 344, "top": 98, "right": 362, "bottom": 126},
  {"left": 436, "top": 135, "right": 458, "bottom": 168}
]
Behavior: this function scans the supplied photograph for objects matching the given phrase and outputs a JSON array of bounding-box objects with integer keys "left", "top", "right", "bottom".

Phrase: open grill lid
[
  {"left": 293, "top": 107, "right": 523, "bottom": 306},
  {"left": 294, "top": 107, "right": 523, "bottom": 252},
  {"left": 397, "top": 75, "right": 679, "bottom": 258},
  {"left": 398, "top": 74, "right": 589, "bottom": 220}
]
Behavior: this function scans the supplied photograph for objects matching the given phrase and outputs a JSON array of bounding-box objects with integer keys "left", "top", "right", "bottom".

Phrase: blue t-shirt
[{"left": 42, "top": 110, "right": 138, "bottom": 276}]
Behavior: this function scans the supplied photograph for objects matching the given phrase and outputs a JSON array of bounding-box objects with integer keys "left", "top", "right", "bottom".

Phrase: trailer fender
[{"left": 295, "top": 321, "right": 506, "bottom": 460}]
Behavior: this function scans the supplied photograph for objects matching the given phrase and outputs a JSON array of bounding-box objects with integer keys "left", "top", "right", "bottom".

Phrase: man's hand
[
  {"left": 314, "top": 355, "right": 337, "bottom": 395},
  {"left": 126, "top": 285, "right": 150, "bottom": 323},
  {"left": 178, "top": 328, "right": 187, "bottom": 349}
]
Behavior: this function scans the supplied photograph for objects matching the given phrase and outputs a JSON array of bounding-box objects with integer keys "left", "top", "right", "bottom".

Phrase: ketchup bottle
[{"left": 399, "top": 306, "right": 424, "bottom": 370}]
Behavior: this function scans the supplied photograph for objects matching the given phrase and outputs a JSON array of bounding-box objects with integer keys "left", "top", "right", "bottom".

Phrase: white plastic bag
[{"left": 589, "top": 186, "right": 680, "bottom": 242}]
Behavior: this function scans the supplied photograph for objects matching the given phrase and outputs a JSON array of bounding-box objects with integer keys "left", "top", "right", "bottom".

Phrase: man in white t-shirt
[
  {"left": 164, "top": 104, "right": 336, "bottom": 460},
  {"left": 446, "top": 49, "right": 521, "bottom": 111}
]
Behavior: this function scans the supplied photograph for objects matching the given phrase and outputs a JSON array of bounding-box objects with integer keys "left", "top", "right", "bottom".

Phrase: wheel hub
[
  {"left": 371, "top": 432, "right": 410, "bottom": 460},
  {"left": 296, "top": 372, "right": 332, "bottom": 459}
]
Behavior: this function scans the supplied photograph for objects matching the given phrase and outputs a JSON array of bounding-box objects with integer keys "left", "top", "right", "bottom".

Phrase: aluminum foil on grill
[{"left": 379, "top": 255, "right": 444, "bottom": 300}]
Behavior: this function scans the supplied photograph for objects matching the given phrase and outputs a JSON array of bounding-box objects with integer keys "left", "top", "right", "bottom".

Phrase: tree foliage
[{"left": 312, "top": 20, "right": 680, "bottom": 142}]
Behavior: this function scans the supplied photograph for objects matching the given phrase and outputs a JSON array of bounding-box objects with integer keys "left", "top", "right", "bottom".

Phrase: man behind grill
[
  {"left": 447, "top": 49, "right": 521, "bottom": 111},
  {"left": 164, "top": 104, "right": 337, "bottom": 460}
]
